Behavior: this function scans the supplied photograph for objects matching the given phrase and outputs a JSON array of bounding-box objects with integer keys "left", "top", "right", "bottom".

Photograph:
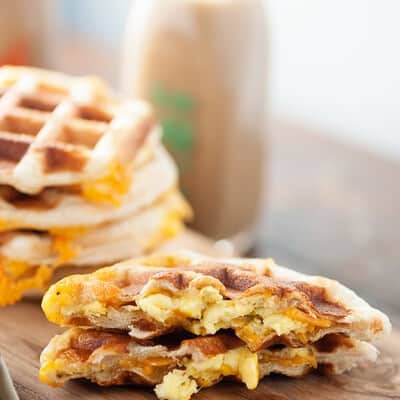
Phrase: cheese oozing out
[
  {"left": 81, "top": 160, "right": 132, "bottom": 206},
  {"left": 49, "top": 226, "right": 87, "bottom": 264},
  {"left": 0, "top": 225, "right": 87, "bottom": 306},
  {"left": 0, "top": 261, "right": 51, "bottom": 306},
  {"left": 260, "top": 347, "right": 317, "bottom": 369},
  {"left": 0, "top": 219, "right": 20, "bottom": 232}
]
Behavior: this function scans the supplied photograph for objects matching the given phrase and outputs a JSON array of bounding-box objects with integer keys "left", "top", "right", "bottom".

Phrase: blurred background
[
  {"left": 2, "top": 0, "right": 398, "bottom": 158},
  {"left": 0, "top": 0, "right": 399, "bottom": 319}
]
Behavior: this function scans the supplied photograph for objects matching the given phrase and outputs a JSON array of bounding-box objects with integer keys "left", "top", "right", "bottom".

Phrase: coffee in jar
[{"left": 121, "top": 0, "right": 267, "bottom": 253}]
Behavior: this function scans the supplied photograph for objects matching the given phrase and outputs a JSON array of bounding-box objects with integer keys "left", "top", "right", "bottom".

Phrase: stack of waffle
[
  {"left": 0, "top": 67, "right": 191, "bottom": 305},
  {"left": 40, "top": 252, "right": 391, "bottom": 400}
]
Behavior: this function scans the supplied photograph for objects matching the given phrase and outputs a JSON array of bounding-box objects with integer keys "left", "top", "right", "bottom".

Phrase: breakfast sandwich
[
  {"left": 0, "top": 192, "right": 191, "bottom": 303},
  {"left": 0, "top": 66, "right": 192, "bottom": 305},
  {"left": 0, "top": 144, "right": 176, "bottom": 231},
  {"left": 42, "top": 252, "right": 391, "bottom": 352},
  {"left": 39, "top": 328, "right": 378, "bottom": 400}
]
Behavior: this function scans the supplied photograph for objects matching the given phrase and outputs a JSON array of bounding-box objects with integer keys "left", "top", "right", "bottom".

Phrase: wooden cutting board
[{"left": 0, "top": 301, "right": 399, "bottom": 400}]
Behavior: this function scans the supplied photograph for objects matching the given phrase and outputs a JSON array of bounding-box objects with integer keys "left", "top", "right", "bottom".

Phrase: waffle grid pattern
[{"left": 0, "top": 67, "right": 153, "bottom": 194}]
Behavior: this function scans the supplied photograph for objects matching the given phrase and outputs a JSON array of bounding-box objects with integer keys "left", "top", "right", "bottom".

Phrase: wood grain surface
[
  {"left": 1, "top": 121, "right": 399, "bottom": 399},
  {"left": 257, "top": 120, "right": 400, "bottom": 327}
]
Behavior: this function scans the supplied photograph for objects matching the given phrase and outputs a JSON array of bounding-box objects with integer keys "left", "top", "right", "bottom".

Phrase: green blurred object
[{"left": 0, "top": 356, "right": 19, "bottom": 400}]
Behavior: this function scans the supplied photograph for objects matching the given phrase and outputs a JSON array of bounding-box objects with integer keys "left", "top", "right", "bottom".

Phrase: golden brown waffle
[
  {"left": 0, "top": 66, "right": 155, "bottom": 195},
  {"left": 42, "top": 252, "right": 391, "bottom": 352},
  {"left": 39, "top": 328, "right": 378, "bottom": 400}
]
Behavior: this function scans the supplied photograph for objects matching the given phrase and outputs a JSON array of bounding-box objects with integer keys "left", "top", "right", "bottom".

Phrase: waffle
[
  {"left": 0, "top": 67, "right": 193, "bottom": 307},
  {"left": 42, "top": 252, "right": 391, "bottom": 352},
  {"left": 35, "top": 229, "right": 230, "bottom": 295},
  {"left": 0, "top": 66, "right": 156, "bottom": 197},
  {"left": 39, "top": 328, "right": 378, "bottom": 400},
  {"left": 1, "top": 191, "right": 190, "bottom": 269},
  {"left": 0, "top": 191, "right": 191, "bottom": 306},
  {"left": 0, "top": 145, "right": 178, "bottom": 231}
]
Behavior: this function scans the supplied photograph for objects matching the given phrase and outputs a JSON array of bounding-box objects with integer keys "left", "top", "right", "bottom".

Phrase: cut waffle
[
  {"left": 0, "top": 66, "right": 156, "bottom": 196},
  {"left": 42, "top": 252, "right": 391, "bottom": 352},
  {"left": 39, "top": 328, "right": 378, "bottom": 399}
]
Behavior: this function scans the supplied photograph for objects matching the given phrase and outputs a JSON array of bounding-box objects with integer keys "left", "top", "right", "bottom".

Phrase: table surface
[
  {"left": 256, "top": 119, "right": 400, "bottom": 327},
  {"left": 1, "top": 119, "right": 399, "bottom": 399}
]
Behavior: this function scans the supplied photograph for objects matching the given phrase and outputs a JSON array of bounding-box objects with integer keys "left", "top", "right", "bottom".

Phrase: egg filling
[
  {"left": 137, "top": 287, "right": 332, "bottom": 350},
  {"left": 155, "top": 346, "right": 259, "bottom": 400},
  {"left": 40, "top": 332, "right": 319, "bottom": 400}
]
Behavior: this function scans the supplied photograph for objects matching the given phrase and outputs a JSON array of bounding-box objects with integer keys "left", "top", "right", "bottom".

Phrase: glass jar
[{"left": 121, "top": 0, "right": 267, "bottom": 253}]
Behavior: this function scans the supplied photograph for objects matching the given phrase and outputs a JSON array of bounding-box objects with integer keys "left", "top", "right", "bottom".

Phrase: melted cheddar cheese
[
  {"left": 0, "top": 262, "right": 51, "bottom": 306},
  {"left": 49, "top": 226, "right": 87, "bottom": 264},
  {"left": 260, "top": 348, "right": 317, "bottom": 369},
  {"left": 273, "top": 354, "right": 317, "bottom": 368},
  {"left": 0, "top": 219, "right": 20, "bottom": 232},
  {"left": 0, "top": 225, "right": 87, "bottom": 306},
  {"left": 39, "top": 335, "right": 320, "bottom": 400},
  {"left": 81, "top": 161, "right": 131, "bottom": 206},
  {"left": 285, "top": 308, "right": 332, "bottom": 328},
  {"left": 160, "top": 213, "right": 184, "bottom": 239},
  {"left": 146, "top": 194, "right": 193, "bottom": 251},
  {"left": 2, "top": 258, "right": 32, "bottom": 279},
  {"left": 146, "top": 215, "right": 183, "bottom": 252}
]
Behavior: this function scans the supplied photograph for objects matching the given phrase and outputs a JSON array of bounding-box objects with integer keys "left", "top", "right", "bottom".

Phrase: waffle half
[
  {"left": 0, "top": 66, "right": 156, "bottom": 200},
  {"left": 39, "top": 328, "right": 378, "bottom": 400},
  {"left": 42, "top": 252, "right": 391, "bottom": 352},
  {"left": 0, "top": 144, "right": 178, "bottom": 231}
]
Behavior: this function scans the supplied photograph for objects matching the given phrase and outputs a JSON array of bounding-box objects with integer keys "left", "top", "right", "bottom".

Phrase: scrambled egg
[
  {"left": 137, "top": 286, "right": 223, "bottom": 323},
  {"left": 155, "top": 346, "right": 259, "bottom": 400},
  {"left": 155, "top": 346, "right": 318, "bottom": 400},
  {"left": 137, "top": 287, "right": 332, "bottom": 348},
  {"left": 155, "top": 370, "right": 198, "bottom": 400}
]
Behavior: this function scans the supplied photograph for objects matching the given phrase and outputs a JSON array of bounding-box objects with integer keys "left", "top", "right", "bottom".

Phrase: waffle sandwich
[
  {"left": 40, "top": 329, "right": 377, "bottom": 399},
  {"left": 0, "top": 66, "right": 191, "bottom": 305},
  {"left": 40, "top": 252, "right": 391, "bottom": 400}
]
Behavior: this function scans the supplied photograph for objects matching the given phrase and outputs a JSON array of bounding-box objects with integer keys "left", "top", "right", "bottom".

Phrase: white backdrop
[
  {"left": 267, "top": 0, "right": 400, "bottom": 159},
  {"left": 43, "top": 0, "right": 400, "bottom": 160}
]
